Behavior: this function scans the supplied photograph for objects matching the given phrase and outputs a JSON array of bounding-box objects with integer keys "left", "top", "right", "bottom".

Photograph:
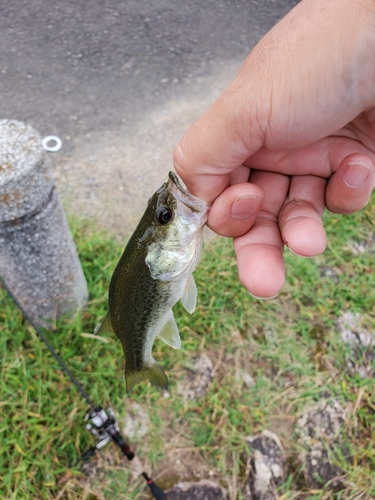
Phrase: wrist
[{"left": 233, "top": 0, "right": 375, "bottom": 148}]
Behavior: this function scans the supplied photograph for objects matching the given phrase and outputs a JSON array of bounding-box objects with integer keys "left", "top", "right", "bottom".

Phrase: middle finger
[{"left": 234, "top": 170, "right": 290, "bottom": 298}]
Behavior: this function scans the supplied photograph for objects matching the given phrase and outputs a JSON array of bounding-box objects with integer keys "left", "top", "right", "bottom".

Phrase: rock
[
  {"left": 319, "top": 265, "right": 340, "bottom": 283},
  {"left": 235, "top": 368, "right": 255, "bottom": 387},
  {"left": 337, "top": 312, "right": 375, "bottom": 378},
  {"left": 166, "top": 480, "right": 224, "bottom": 500},
  {"left": 346, "top": 234, "right": 375, "bottom": 255},
  {"left": 296, "top": 398, "right": 348, "bottom": 489},
  {"left": 177, "top": 354, "right": 213, "bottom": 399},
  {"left": 245, "top": 430, "right": 286, "bottom": 500},
  {"left": 121, "top": 402, "right": 150, "bottom": 440}
]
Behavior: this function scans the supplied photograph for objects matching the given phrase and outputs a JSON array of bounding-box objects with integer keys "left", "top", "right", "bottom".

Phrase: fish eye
[{"left": 155, "top": 206, "right": 173, "bottom": 225}]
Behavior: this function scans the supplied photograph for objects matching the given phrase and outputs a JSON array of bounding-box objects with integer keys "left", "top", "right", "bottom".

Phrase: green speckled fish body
[{"left": 97, "top": 172, "right": 208, "bottom": 392}]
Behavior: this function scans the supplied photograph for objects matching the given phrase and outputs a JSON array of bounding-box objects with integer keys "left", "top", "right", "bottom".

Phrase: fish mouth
[{"left": 168, "top": 171, "right": 209, "bottom": 216}]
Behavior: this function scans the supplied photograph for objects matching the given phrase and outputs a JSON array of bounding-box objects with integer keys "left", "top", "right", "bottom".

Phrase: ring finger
[{"left": 278, "top": 175, "right": 327, "bottom": 257}]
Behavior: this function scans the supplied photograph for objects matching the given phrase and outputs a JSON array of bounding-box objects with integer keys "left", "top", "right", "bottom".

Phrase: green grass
[{"left": 1, "top": 197, "right": 375, "bottom": 499}]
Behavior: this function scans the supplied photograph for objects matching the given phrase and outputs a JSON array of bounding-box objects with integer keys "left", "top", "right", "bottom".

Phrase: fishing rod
[{"left": 0, "top": 275, "right": 166, "bottom": 500}]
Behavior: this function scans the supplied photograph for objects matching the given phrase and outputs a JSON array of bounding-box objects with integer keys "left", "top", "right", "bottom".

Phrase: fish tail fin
[{"left": 125, "top": 362, "right": 169, "bottom": 393}]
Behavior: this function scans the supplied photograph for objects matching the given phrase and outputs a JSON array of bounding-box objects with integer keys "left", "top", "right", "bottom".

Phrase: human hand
[{"left": 174, "top": 0, "right": 375, "bottom": 299}]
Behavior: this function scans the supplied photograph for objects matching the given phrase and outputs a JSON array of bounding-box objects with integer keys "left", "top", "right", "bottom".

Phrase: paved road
[{"left": 1, "top": 0, "right": 299, "bottom": 235}]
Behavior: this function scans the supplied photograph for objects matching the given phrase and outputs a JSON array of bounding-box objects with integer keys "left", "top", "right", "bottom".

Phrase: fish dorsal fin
[
  {"left": 157, "top": 311, "right": 181, "bottom": 349},
  {"left": 94, "top": 313, "right": 113, "bottom": 335},
  {"left": 181, "top": 275, "right": 197, "bottom": 314}
]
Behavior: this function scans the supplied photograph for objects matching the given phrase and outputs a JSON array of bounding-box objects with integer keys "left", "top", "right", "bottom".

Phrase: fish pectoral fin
[
  {"left": 94, "top": 313, "right": 113, "bottom": 335},
  {"left": 180, "top": 275, "right": 197, "bottom": 314},
  {"left": 126, "top": 362, "right": 169, "bottom": 393},
  {"left": 157, "top": 311, "right": 181, "bottom": 349}
]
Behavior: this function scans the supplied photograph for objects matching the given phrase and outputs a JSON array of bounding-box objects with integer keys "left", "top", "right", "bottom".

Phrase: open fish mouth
[{"left": 168, "top": 171, "right": 209, "bottom": 222}]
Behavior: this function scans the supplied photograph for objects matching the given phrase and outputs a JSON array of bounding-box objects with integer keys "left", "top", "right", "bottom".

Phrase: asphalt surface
[{"left": 1, "top": 0, "right": 299, "bottom": 235}]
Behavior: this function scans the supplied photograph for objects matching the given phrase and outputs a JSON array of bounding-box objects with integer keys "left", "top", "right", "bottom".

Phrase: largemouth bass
[{"left": 96, "top": 172, "right": 209, "bottom": 392}]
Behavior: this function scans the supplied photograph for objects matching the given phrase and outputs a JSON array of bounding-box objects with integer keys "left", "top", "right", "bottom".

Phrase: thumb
[{"left": 173, "top": 81, "right": 264, "bottom": 203}]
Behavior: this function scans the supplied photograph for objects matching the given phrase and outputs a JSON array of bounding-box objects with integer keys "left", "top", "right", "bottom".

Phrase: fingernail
[
  {"left": 249, "top": 292, "right": 278, "bottom": 300},
  {"left": 287, "top": 245, "right": 303, "bottom": 257},
  {"left": 287, "top": 245, "right": 313, "bottom": 258},
  {"left": 343, "top": 161, "right": 370, "bottom": 188},
  {"left": 230, "top": 195, "right": 262, "bottom": 220}
]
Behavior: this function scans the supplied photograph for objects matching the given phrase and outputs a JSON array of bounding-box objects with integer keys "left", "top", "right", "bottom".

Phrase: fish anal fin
[
  {"left": 181, "top": 275, "right": 197, "bottom": 314},
  {"left": 125, "top": 362, "right": 169, "bottom": 393},
  {"left": 94, "top": 313, "right": 113, "bottom": 335},
  {"left": 157, "top": 311, "right": 181, "bottom": 349}
]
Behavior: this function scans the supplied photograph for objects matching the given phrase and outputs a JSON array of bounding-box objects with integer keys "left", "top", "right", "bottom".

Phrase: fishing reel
[
  {"left": 82, "top": 407, "right": 166, "bottom": 500},
  {"left": 82, "top": 406, "right": 134, "bottom": 460}
]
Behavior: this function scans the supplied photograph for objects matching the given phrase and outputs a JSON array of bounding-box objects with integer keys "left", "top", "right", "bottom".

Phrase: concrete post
[{"left": 0, "top": 119, "right": 88, "bottom": 328}]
